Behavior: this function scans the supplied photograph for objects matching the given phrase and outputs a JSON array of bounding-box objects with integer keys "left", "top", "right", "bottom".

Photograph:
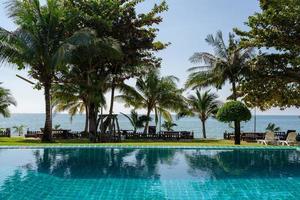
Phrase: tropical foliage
[
  {"left": 185, "top": 31, "right": 254, "bottom": 142},
  {"left": 0, "top": 84, "right": 16, "bottom": 118},
  {"left": 54, "top": 124, "right": 61, "bottom": 130},
  {"left": 53, "top": 29, "right": 121, "bottom": 141},
  {"left": 117, "top": 70, "right": 185, "bottom": 133},
  {"left": 0, "top": 0, "right": 73, "bottom": 141},
  {"left": 1, "top": 0, "right": 296, "bottom": 145},
  {"left": 265, "top": 123, "right": 280, "bottom": 132},
  {"left": 12, "top": 125, "right": 26, "bottom": 136},
  {"left": 234, "top": 0, "right": 300, "bottom": 109},
  {"left": 180, "top": 90, "right": 221, "bottom": 138},
  {"left": 61, "top": 0, "right": 168, "bottom": 137},
  {"left": 121, "top": 110, "right": 151, "bottom": 133},
  {"left": 161, "top": 120, "right": 177, "bottom": 131},
  {"left": 185, "top": 31, "right": 254, "bottom": 100},
  {"left": 0, "top": 0, "right": 168, "bottom": 142}
]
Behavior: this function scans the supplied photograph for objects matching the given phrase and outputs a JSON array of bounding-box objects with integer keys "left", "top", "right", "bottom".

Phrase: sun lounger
[
  {"left": 257, "top": 131, "right": 276, "bottom": 145},
  {"left": 277, "top": 132, "right": 297, "bottom": 146}
]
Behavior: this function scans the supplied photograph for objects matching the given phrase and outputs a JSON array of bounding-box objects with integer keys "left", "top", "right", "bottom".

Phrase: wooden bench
[{"left": 25, "top": 129, "right": 76, "bottom": 139}]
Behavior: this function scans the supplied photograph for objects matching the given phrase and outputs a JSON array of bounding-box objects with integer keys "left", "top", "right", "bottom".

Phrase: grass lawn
[{"left": 0, "top": 137, "right": 268, "bottom": 147}]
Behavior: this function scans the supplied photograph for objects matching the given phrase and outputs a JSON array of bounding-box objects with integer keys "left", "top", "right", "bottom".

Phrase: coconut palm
[
  {"left": 121, "top": 110, "right": 151, "bottom": 133},
  {"left": 186, "top": 31, "right": 254, "bottom": 139},
  {"left": 0, "top": 0, "right": 72, "bottom": 141},
  {"left": 161, "top": 120, "right": 177, "bottom": 131},
  {"left": 12, "top": 125, "right": 26, "bottom": 136},
  {"left": 186, "top": 31, "right": 254, "bottom": 95},
  {"left": 266, "top": 123, "right": 280, "bottom": 132},
  {"left": 117, "top": 70, "right": 185, "bottom": 133},
  {"left": 0, "top": 84, "right": 16, "bottom": 118},
  {"left": 181, "top": 90, "right": 221, "bottom": 139}
]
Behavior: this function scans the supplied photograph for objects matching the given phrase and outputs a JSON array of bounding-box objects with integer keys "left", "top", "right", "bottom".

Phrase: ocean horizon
[{"left": 1, "top": 113, "right": 300, "bottom": 139}]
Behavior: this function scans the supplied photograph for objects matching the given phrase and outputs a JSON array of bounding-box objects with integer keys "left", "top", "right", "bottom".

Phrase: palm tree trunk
[
  {"left": 109, "top": 84, "right": 115, "bottom": 130},
  {"left": 234, "top": 120, "right": 241, "bottom": 145},
  {"left": 201, "top": 120, "right": 207, "bottom": 139},
  {"left": 88, "top": 103, "right": 97, "bottom": 142},
  {"left": 159, "top": 112, "right": 162, "bottom": 133},
  {"left": 84, "top": 104, "right": 89, "bottom": 133},
  {"left": 144, "top": 109, "right": 151, "bottom": 134},
  {"left": 232, "top": 81, "right": 237, "bottom": 100},
  {"left": 232, "top": 81, "right": 241, "bottom": 145},
  {"left": 42, "top": 83, "right": 52, "bottom": 142}
]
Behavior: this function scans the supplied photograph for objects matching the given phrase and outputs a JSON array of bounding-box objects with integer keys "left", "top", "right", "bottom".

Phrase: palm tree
[
  {"left": 12, "top": 125, "right": 26, "bottom": 136},
  {"left": 182, "top": 90, "right": 221, "bottom": 139},
  {"left": 121, "top": 110, "right": 151, "bottom": 133},
  {"left": 161, "top": 120, "right": 177, "bottom": 131},
  {"left": 186, "top": 31, "right": 254, "bottom": 139},
  {"left": 117, "top": 70, "right": 185, "bottom": 133},
  {"left": 0, "top": 0, "right": 72, "bottom": 141},
  {"left": 266, "top": 123, "right": 280, "bottom": 132},
  {"left": 0, "top": 83, "right": 16, "bottom": 117}
]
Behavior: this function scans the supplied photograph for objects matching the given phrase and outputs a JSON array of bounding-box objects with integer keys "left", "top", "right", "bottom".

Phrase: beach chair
[
  {"left": 257, "top": 131, "right": 276, "bottom": 145},
  {"left": 277, "top": 132, "right": 297, "bottom": 146}
]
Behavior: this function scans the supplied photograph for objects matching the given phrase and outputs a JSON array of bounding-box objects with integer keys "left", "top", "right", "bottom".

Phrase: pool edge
[{"left": 0, "top": 145, "right": 298, "bottom": 150}]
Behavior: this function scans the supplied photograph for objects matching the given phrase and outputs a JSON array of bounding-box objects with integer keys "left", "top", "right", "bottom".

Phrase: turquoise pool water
[{"left": 0, "top": 148, "right": 300, "bottom": 200}]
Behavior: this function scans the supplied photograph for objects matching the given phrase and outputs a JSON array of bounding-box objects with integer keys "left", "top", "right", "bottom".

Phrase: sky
[{"left": 0, "top": 0, "right": 298, "bottom": 115}]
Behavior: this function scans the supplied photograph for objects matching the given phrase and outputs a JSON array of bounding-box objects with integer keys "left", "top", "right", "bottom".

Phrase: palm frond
[
  {"left": 189, "top": 52, "right": 217, "bottom": 65},
  {"left": 205, "top": 31, "right": 228, "bottom": 59}
]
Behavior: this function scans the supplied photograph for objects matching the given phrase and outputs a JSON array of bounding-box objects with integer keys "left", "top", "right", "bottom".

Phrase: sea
[{"left": 0, "top": 114, "right": 299, "bottom": 139}]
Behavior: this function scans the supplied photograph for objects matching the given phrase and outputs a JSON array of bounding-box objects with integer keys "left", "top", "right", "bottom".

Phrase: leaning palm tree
[
  {"left": 186, "top": 31, "right": 254, "bottom": 139},
  {"left": 0, "top": 0, "right": 71, "bottom": 141},
  {"left": 180, "top": 90, "right": 221, "bottom": 138},
  {"left": 0, "top": 83, "right": 16, "bottom": 117},
  {"left": 117, "top": 70, "right": 185, "bottom": 133},
  {"left": 121, "top": 110, "right": 151, "bottom": 133}
]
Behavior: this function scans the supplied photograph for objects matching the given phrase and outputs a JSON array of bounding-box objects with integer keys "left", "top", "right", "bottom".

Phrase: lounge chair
[
  {"left": 257, "top": 131, "right": 276, "bottom": 145},
  {"left": 277, "top": 132, "right": 297, "bottom": 146}
]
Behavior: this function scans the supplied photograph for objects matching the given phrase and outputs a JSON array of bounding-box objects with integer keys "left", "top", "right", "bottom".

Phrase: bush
[{"left": 216, "top": 101, "right": 251, "bottom": 123}]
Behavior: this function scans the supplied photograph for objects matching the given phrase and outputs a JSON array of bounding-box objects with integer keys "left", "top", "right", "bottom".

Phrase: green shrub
[{"left": 217, "top": 101, "right": 251, "bottom": 123}]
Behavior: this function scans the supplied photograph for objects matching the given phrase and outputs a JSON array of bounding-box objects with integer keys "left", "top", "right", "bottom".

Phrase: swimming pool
[{"left": 0, "top": 147, "right": 299, "bottom": 200}]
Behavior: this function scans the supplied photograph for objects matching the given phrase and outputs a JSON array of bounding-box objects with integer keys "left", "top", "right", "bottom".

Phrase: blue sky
[{"left": 0, "top": 0, "right": 298, "bottom": 115}]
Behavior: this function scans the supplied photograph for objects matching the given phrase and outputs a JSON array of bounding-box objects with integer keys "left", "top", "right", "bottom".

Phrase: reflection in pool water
[{"left": 0, "top": 148, "right": 300, "bottom": 199}]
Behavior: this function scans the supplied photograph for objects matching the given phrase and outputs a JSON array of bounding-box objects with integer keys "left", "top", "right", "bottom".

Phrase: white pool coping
[{"left": 0, "top": 145, "right": 298, "bottom": 150}]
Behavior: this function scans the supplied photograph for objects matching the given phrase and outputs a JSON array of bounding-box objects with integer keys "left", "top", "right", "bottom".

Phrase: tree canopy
[
  {"left": 0, "top": 0, "right": 168, "bottom": 142},
  {"left": 235, "top": 0, "right": 300, "bottom": 109},
  {"left": 216, "top": 101, "right": 251, "bottom": 123}
]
